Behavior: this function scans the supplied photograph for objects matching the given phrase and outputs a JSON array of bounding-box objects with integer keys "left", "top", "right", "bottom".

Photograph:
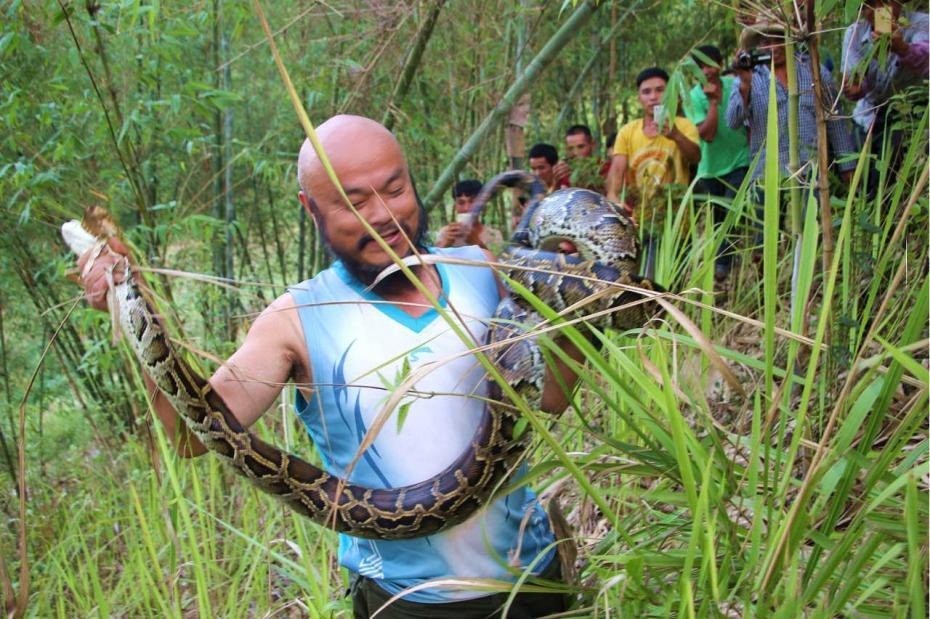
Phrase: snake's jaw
[
  {"left": 61, "top": 219, "right": 125, "bottom": 343},
  {"left": 61, "top": 220, "right": 99, "bottom": 256}
]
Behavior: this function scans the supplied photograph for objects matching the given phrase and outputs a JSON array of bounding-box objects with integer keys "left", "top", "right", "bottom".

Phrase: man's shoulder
[
  {"left": 688, "top": 82, "right": 706, "bottom": 100},
  {"left": 246, "top": 292, "right": 302, "bottom": 348},
  {"left": 619, "top": 118, "right": 641, "bottom": 131},
  {"left": 286, "top": 264, "right": 344, "bottom": 304},
  {"left": 264, "top": 291, "right": 299, "bottom": 319},
  {"left": 905, "top": 11, "right": 930, "bottom": 36},
  {"left": 617, "top": 118, "right": 642, "bottom": 138},
  {"left": 674, "top": 116, "right": 699, "bottom": 140}
]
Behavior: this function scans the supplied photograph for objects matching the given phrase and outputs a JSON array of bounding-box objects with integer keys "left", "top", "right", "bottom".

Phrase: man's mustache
[{"left": 355, "top": 224, "right": 410, "bottom": 251}]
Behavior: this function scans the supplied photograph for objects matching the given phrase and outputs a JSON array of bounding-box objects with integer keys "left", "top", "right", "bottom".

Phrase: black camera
[{"left": 734, "top": 49, "right": 772, "bottom": 70}]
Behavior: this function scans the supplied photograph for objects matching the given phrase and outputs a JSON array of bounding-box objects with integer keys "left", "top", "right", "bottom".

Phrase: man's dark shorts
[{"left": 349, "top": 557, "right": 569, "bottom": 619}]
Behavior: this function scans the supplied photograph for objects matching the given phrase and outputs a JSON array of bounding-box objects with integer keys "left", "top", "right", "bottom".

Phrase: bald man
[{"left": 77, "top": 115, "right": 572, "bottom": 617}]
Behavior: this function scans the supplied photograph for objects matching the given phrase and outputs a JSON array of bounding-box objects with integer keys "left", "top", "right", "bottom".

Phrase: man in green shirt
[{"left": 686, "top": 44, "right": 750, "bottom": 282}]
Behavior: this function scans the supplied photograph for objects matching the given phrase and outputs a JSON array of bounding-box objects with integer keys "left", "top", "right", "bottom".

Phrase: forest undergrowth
[{"left": 1, "top": 2, "right": 927, "bottom": 617}]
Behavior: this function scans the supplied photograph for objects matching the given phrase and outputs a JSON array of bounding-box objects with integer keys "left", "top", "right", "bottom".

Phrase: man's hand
[
  {"left": 661, "top": 122, "right": 701, "bottom": 165},
  {"left": 553, "top": 160, "right": 571, "bottom": 185},
  {"left": 887, "top": 27, "right": 911, "bottom": 57},
  {"left": 76, "top": 237, "right": 131, "bottom": 311},
  {"left": 843, "top": 81, "right": 866, "bottom": 101},
  {"left": 702, "top": 79, "right": 721, "bottom": 102},
  {"left": 436, "top": 222, "right": 469, "bottom": 248},
  {"left": 732, "top": 50, "right": 753, "bottom": 97},
  {"left": 617, "top": 200, "right": 634, "bottom": 218}
]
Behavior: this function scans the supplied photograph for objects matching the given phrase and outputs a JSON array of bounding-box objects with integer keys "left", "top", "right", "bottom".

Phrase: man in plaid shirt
[{"left": 725, "top": 22, "right": 858, "bottom": 186}]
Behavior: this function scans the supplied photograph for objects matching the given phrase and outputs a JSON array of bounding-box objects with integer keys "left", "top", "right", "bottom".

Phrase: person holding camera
[
  {"left": 435, "top": 179, "right": 503, "bottom": 252},
  {"left": 685, "top": 45, "right": 750, "bottom": 282},
  {"left": 606, "top": 68, "right": 701, "bottom": 209},
  {"left": 726, "top": 22, "right": 857, "bottom": 186},
  {"left": 841, "top": 0, "right": 928, "bottom": 175},
  {"left": 725, "top": 22, "right": 857, "bottom": 248},
  {"left": 606, "top": 66, "right": 700, "bottom": 278}
]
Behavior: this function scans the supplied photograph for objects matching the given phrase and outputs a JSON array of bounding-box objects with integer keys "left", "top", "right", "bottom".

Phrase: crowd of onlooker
[{"left": 438, "top": 0, "right": 927, "bottom": 282}]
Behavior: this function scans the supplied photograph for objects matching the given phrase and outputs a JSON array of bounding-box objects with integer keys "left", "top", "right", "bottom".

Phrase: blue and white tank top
[{"left": 289, "top": 246, "right": 556, "bottom": 603}]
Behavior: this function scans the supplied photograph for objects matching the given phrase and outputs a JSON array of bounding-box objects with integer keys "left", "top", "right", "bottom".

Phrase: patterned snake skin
[{"left": 62, "top": 173, "right": 660, "bottom": 540}]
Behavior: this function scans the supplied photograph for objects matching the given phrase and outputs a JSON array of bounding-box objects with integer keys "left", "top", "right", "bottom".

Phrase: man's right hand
[
  {"left": 843, "top": 81, "right": 865, "bottom": 101},
  {"left": 732, "top": 50, "right": 753, "bottom": 94},
  {"left": 76, "top": 237, "right": 131, "bottom": 311},
  {"left": 552, "top": 160, "right": 571, "bottom": 185},
  {"left": 702, "top": 79, "right": 721, "bottom": 102},
  {"left": 437, "top": 222, "right": 469, "bottom": 247}
]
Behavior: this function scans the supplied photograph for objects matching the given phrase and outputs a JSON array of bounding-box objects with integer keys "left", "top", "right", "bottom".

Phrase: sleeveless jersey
[{"left": 289, "top": 246, "right": 556, "bottom": 603}]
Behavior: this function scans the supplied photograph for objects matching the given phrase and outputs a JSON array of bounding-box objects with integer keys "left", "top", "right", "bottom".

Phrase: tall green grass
[{"left": 7, "top": 100, "right": 928, "bottom": 619}]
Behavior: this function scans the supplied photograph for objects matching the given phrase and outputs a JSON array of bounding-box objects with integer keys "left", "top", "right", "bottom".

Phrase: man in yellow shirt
[
  {"left": 606, "top": 67, "right": 700, "bottom": 210},
  {"left": 606, "top": 67, "right": 700, "bottom": 277}
]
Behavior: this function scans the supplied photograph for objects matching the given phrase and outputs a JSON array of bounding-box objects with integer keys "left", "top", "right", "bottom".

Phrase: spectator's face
[
  {"left": 529, "top": 157, "right": 555, "bottom": 186},
  {"left": 565, "top": 133, "right": 594, "bottom": 158},
  {"left": 700, "top": 62, "right": 720, "bottom": 81},
  {"left": 759, "top": 34, "right": 786, "bottom": 66},
  {"left": 637, "top": 77, "right": 667, "bottom": 115},
  {"left": 453, "top": 194, "right": 475, "bottom": 214},
  {"left": 300, "top": 128, "right": 420, "bottom": 285}
]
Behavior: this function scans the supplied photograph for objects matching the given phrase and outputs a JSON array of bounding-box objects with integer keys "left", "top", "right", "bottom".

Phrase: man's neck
[{"left": 370, "top": 263, "right": 442, "bottom": 313}]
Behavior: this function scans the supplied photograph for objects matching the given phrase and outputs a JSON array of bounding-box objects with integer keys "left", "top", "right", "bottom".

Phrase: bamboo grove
[{"left": 1, "top": 1, "right": 927, "bottom": 617}]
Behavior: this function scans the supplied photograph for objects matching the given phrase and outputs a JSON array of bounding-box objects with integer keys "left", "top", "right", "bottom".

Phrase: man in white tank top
[{"left": 79, "top": 115, "right": 585, "bottom": 618}]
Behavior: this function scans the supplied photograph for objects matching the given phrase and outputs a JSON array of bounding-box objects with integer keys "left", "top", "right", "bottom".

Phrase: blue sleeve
[{"left": 725, "top": 77, "right": 747, "bottom": 130}]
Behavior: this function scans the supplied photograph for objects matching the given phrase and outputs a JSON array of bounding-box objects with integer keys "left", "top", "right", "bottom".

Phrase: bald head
[
  {"left": 294, "top": 115, "right": 425, "bottom": 284},
  {"left": 297, "top": 115, "right": 405, "bottom": 197}
]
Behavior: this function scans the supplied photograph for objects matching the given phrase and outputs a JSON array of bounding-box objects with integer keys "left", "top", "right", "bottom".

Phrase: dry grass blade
[{"left": 653, "top": 296, "right": 746, "bottom": 398}]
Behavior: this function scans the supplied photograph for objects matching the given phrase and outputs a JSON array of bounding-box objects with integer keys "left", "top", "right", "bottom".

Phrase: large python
[{"left": 62, "top": 172, "right": 660, "bottom": 540}]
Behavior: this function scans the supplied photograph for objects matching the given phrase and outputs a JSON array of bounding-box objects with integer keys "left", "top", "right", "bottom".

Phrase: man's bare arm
[
  {"left": 666, "top": 124, "right": 702, "bottom": 165},
  {"left": 697, "top": 100, "right": 719, "bottom": 142},
  {"left": 605, "top": 154, "right": 629, "bottom": 205},
  {"left": 481, "top": 249, "right": 585, "bottom": 414},
  {"left": 78, "top": 243, "right": 305, "bottom": 457}
]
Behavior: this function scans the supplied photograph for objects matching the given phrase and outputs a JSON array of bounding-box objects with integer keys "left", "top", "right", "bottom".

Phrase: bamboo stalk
[
  {"left": 805, "top": 1, "right": 834, "bottom": 293},
  {"left": 382, "top": 1, "right": 446, "bottom": 131},
  {"left": 0, "top": 297, "right": 18, "bottom": 488},
  {"left": 57, "top": 0, "right": 152, "bottom": 233},
  {"left": 266, "top": 183, "right": 289, "bottom": 284},
  {"left": 554, "top": 0, "right": 643, "bottom": 135},
  {"left": 339, "top": 13, "right": 410, "bottom": 114},
  {"left": 505, "top": 0, "right": 530, "bottom": 170},
  {"left": 251, "top": 177, "right": 278, "bottom": 292},
  {"left": 422, "top": 0, "right": 598, "bottom": 211},
  {"left": 221, "top": 31, "right": 236, "bottom": 339}
]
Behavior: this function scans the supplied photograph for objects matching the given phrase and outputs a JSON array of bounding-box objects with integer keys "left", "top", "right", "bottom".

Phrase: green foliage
[
  {"left": 568, "top": 155, "right": 607, "bottom": 191},
  {"left": 1, "top": 1, "right": 927, "bottom": 617}
]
